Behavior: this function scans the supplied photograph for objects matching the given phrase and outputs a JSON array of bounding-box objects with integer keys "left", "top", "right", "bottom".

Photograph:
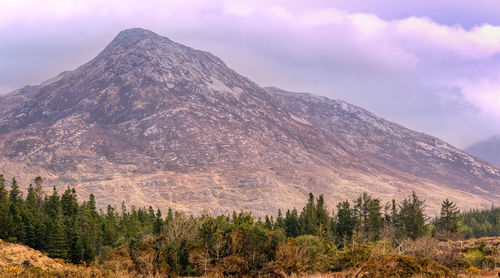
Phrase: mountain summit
[{"left": 0, "top": 28, "right": 498, "bottom": 214}]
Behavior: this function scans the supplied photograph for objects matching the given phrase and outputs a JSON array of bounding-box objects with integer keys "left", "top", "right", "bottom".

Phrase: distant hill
[
  {"left": 466, "top": 136, "right": 500, "bottom": 166},
  {"left": 0, "top": 28, "right": 498, "bottom": 215}
]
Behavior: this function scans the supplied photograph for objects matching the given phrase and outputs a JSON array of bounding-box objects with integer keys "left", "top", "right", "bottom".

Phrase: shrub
[
  {"left": 463, "top": 249, "right": 484, "bottom": 268},
  {"left": 220, "top": 255, "right": 249, "bottom": 276},
  {"left": 465, "top": 266, "right": 480, "bottom": 277},
  {"left": 357, "top": 254, "right": 454, "bottom": 278},
  {"left": 396, "top": 236, "right": 464, "bottom": 271},
  {"left": 266, "top": 238, "right": 306, "bottom": 275},
  {"left": 295, "top": 235, "right": 334, "bottom": 273},
  {"left": 333, "top": 242, "right": 373, "bottom": 271}
]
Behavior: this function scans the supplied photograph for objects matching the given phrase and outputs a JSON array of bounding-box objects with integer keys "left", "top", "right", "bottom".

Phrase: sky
[{"left": 1, "top": 0, "right": 500, "bottom": 148}]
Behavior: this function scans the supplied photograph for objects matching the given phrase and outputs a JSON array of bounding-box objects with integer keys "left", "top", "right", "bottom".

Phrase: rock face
[
  {"left": 0, "top": 28, "right": 498, "bottom": 215},
  {"left": 466, "top": 136, "right": 500, "bottom": 166}
]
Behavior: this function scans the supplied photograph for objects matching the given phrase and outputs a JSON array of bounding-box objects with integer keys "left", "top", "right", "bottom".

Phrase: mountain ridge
[
  {"left": 0, "top": 28, "right": 498, "bottom": 215},
  {"left": 266, "top": 87, "right": 500, "bottom": 195}
]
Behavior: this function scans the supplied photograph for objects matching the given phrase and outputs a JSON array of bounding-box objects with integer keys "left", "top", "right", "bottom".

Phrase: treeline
[
  {"left": 459, "top": 205, "right": 500, "bottom": 238},
  {"left": 0, "top": 175, "right": 498, "bottom": 276},
  {"left": 0, "top": 175, "right": 166, "bottom": 263}
]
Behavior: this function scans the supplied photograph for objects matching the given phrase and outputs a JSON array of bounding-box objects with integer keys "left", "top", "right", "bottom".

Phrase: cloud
[{"left": 1, "top": 0, "right": 500, "bottom": 146}]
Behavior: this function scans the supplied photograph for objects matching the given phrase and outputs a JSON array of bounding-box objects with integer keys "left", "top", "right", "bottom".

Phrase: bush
[
  {"left": 396, "top": 236, "right": 464, "bottom": 271},
  {"left": 332, "top": 242, "right": 373, "bottom": 271},
  {"left": 295, "top": 235, "right": 334, "bottom": 273},
  {"left": 357, "top": 254, "right": 454, "bottom": 278},
  {"left": 463, "top": 249, "right": 484, "bottom": 268},
  {"left": 266, "top": 238, "right": 306, "bottom": 275}
]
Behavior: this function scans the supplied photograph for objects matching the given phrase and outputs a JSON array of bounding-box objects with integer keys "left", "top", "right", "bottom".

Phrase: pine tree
[
  {"left": 0, "top": 175, "right": 9, "bottom": 239},
  {"left": 61, "top": 187, "right": 79, "bottom": 218},
  {"left": 264, "top": 215, "right": 273, "bottom": 230},
  {"left": 45, "top": 187, "right": 68, "bottom": 259},
  {"left": 437, "top": 199, "right": 460, "bottom": 233},
  {"left": 23, "top": 184, "right": 38, "bottom": 247},
  {"left": 102, "top": 205, "right": 118, "bottom": 246},
  {"left": 75, "top": 196, "right": 100, "bottom": 263},
  {"left": 275, "top": 209, "right": 285, "bottom": 230},
  {"left": 284, "top": 208, "right": 300, "bottom": 237},
  {"left": 0, "top": 175, "right": 8, "bottom": 204},
  {"left": 33, "top": 176, "right": 45, "bottom": 210},
  {"left": 8, "top": 178, "right": 25, "bottom": 242},
  {"left": 335, "top": 200, "right": 356, "bottom": 243},
  {"left": 300, "top": 193, "right": 318, "bottom": 235},
  {"left": 26, "top": 184, "right": 36, "bottom": 211},
  {"left": 9, "top": 177, "right": 23, "bottom": 205},
  {"left": 153, "top": 209, "right": 163, "bottom": 235},
  {"left": 47, "top": 216, "right": 68, "bottom": 259},
  {"left": 167, "top": 207, "right": 174, "bottom": 223},
  {"left": 316, "top": 194, "right": 329, "bottom": 236},
  {"left": 396, "top": 192, "right": 426, "bottom": 240},
  {"left": 352, "top": 193, "right": 383, "bottom": 241}
]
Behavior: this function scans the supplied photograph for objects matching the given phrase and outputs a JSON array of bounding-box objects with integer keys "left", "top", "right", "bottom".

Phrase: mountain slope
[
  {"left": 266, "top": 87, "right": 500, "bottom": 197},
  {"left": 466, "top": 136, "right": 500, "bottom": 166},
  {"left": 0, "top": 28, "right": 498, "bottom": 215}
]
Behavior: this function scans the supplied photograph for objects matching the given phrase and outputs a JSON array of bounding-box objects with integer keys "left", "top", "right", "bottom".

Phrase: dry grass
[{"left": 0, "top": 239, "right": 63, "bottom": 271}]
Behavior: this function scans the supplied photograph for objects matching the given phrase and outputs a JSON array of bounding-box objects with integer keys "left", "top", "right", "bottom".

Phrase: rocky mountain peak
[
  {"left": 97, "top": 28, "right": 172, "bottom": 58},
  {"left": 0, "top": 28, "right": 498, "bottom": 216},
  {"left": 116, "top": 28, "right": 165, "bottom": 42},
  {"left": 0, "top": 28, "right": 273, "bottom": 129}
]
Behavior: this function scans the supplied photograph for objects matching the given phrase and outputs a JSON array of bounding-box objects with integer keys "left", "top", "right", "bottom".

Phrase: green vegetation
[
  {"left": 0, "top": 174, "right": 498, "bottom": 277},
  {"left": 459, "top": 205, "right": 500, "bottom": 238}
]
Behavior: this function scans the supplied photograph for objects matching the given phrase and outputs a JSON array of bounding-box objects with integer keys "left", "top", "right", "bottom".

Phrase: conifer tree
[
  {"left": 275, "top": 209, "right": 285, "bottom": 230},
  {"left": 26, "top": 184, "right": 36, "bottom": 211},
  {"left": 284, "top": 208, "right": 300, "bottom": 237},
  {"left": 335, "top": 200, "right": 356, "bottom": 242},
  {"left": 153, "top": 209, "right": 163, "bottom": 235},
  {"left": 0, "top": 175, "right": 9, "bottom": 239},
  {"left": 8, "top": 178, "right": 25, "bottom": 242},
  {"left": 61, "top": 187, "right": 79, "bottom": 218},
  {"left": 316, "top": 194, "right": 329, "bottom": 236},
  {"left": 396, "top": 192, "right": 426, "bottom": 240},
  {"left": 9, "top": 177, "right": 23, "bottom": 205},
  {"left": 45, "top": 187, "right": 68, "bottom": 259},
  {"left": 300, "top": 193, "right": 318, "bottom": 235},
  {"left": 33, "top": 176, "right": 45, "bottom": 210},
  {"left": 167, "top": 207, "right": 174, "bottom": 223},
  {"left": 0, "top": 175, "right": 8, "bottom": 204},
  {"left": 437, "top": 199, "right": 460, "bottom": 233},
  {"left": 353, "top": 193, "right": 383, "bottom": 240}
]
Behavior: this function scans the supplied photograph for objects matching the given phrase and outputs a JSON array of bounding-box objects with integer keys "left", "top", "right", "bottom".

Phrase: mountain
[
  {"left": 0, "top": 28, "right": 498, "bottom": 215},
  {"left": 466, "top": 136, "right": 500, "bottom": 166},
  {"left": 266, "top": 87, "right": 500, "bottom": 197}
]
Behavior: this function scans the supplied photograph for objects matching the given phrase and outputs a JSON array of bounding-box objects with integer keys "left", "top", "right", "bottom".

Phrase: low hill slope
[{"left": 0, "top": 239, "right": 63, "bottom": 271}]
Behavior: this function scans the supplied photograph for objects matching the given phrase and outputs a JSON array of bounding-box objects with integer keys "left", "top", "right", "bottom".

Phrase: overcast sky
[{"left": 2, "top": 0, "right": 500, "bottom": 147}]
